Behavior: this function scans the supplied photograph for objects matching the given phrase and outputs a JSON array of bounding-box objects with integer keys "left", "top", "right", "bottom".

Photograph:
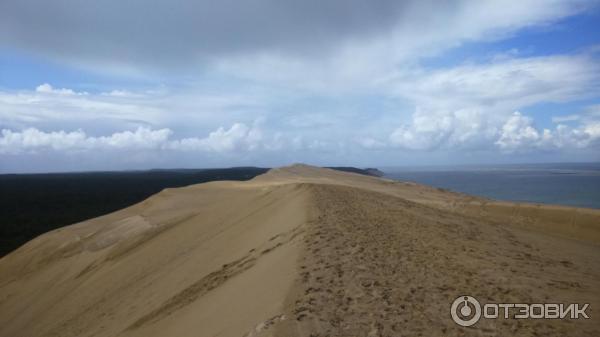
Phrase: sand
[{"left": 0, "top": 164, "right": 598, "bottom": 336}]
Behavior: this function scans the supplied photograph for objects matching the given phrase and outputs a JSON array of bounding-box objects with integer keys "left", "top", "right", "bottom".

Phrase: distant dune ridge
[{"left": 0, "top": 164, "right": 598, "bottom": 336}]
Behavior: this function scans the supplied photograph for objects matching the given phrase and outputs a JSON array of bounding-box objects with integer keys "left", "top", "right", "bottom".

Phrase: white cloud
[
  {"left": 0, "top": 122, "right": 289, "bottom": 155},
  {"left": 0, "top": 86, "right": 160, "bottom": 129},
  {"left": 101, "top": 90, "right": 139, "bottom": 98},
  {"left": 35, "top": 83, "right": 87, "bottom": 96},
  {"left": 380, "top": 53, "right": 600, "bottom": 153},
  {"left": 379, "top": 106, "right": 600, "bottom": 154},
  {"left": 0, "top": 127, "right": 171, "bottom": 154},
  {"left": 550, "top": 106, "right": 600, "bottom": 149},
  {"left": 3, "top": 45, "right": 600, "bottom": 168},
  {"left": 495, "top": 112, "right": 545, "bottom": 151},
  {"left": 551, "top": 124, "right": 596, "bottom": 148},
  {"left": 389, "top": 54, "right": 600, "bottom": 108},
  {"left": 168, "top": 122, "right": 267, "bottom": 152},
  {"left": 495, "top": 111, "right": 600, "bottom": 152},
  {"left": 389, "top": 108, "right": 453, "bottom": 150},
  {"left": 387, "top": 107, "right": 499, "bottom": 151},
  {"left": 0, "top": 83, "right": 272, "bottom": 134},
  {"left": 96, "top": 127, "right": 172, "bottom": 149}
]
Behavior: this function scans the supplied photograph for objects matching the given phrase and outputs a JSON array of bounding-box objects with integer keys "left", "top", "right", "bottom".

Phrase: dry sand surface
[{"left": 0, "top": 164, "right": 599, "bottom": 336}]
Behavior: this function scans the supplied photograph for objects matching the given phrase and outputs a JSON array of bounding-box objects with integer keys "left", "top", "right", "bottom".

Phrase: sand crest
[{"left": 0, "top": 165, "right": 598, "bottom": 336}]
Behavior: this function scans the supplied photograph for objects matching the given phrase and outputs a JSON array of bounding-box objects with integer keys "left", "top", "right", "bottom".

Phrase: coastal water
[{"left": 383, "top": 163, "right": 600, "bottom": 209}]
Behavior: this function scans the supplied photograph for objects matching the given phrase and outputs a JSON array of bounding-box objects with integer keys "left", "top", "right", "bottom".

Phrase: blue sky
[{"left": 1, "top": 0, "right": 600, "bottom": 172}]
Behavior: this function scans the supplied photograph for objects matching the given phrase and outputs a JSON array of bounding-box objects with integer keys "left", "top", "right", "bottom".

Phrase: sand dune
[{"left": 0, "top": 164, "right": 598, "bottom": 336}]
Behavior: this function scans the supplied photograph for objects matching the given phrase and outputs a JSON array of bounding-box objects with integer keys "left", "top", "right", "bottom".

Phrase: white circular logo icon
[{"left": 451, "top": 295, "right": 482, "bottom": 326}]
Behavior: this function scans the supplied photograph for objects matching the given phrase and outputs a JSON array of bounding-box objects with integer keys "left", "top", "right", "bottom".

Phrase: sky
[{"left": 1, "top": 0, "right": 600, "bottom": 173}]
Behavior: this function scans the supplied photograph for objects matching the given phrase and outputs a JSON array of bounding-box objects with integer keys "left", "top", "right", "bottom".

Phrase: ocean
[{"left": 383, "top": 162, "right": 600, "bottom": 209}]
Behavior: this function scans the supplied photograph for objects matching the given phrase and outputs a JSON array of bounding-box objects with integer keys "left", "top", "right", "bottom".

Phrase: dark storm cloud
[{"left": 0, "top": 0, "right": 436, "bottom": 69}]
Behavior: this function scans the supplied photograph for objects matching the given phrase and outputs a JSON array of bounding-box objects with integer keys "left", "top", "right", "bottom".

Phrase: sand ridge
[
  {"left": 0, "top": 164, "right": 598, "bottom": 336},
  {"left": 276, "top": 183, "right": 600, "bottom": 336}
]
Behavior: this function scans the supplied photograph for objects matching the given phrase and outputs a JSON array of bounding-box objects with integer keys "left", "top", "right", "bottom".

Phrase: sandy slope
[{"left": 0, "top": 164, "right": 598, "bottom": 336}]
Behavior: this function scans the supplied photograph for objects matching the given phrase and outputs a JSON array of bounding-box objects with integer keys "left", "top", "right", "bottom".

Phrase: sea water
[{"left": 383, "top": 163, "right": 600, "bottom": 209}]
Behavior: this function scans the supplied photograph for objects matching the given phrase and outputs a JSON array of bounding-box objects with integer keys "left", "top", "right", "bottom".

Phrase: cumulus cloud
[
  {"left": 547, "top": 105, "right": 600, "bottom": 150},
  {"left": 35, "top": 83, "right": 87, "bottom": 96},
  {"left": 387, "top": 107, "right": 499, "bottom": 151},
  {"left": 495, "top": 112, "right": 547, "bottom": 151},
  {"left": 389, "top": 109, "right": 454, "bottom": 151},
  {"left": 0, "top": 122, "right": 287, "bottom": 155},
  {"left": 168, "top": 122, "right": 268, "bottom": 152},
  {"left": 381, "top": 53, "right": 600, "bottom": 153},
  {"left": 387, "top": 109, "right": 600, "bottom": 153},
  {"left": 551, "top": 123, "right": 600, "bottom": 149},
  {"left": 0, "top": 127, "right": 171, "bottom": 154}
]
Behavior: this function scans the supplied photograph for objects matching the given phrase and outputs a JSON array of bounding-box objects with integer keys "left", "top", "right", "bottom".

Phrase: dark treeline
[{"left": 0, "top": 167, "right": 268, "bottom": 257}]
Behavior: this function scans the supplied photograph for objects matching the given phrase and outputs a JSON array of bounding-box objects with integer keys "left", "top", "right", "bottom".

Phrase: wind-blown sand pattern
[{"left": 0, "top": 165, "right": 598, "bottom": 336}]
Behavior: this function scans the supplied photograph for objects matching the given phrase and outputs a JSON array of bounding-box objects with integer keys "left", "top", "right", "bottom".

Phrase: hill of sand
[{"left": 0, "top": 164, "right": 598, "bottom": 336}]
